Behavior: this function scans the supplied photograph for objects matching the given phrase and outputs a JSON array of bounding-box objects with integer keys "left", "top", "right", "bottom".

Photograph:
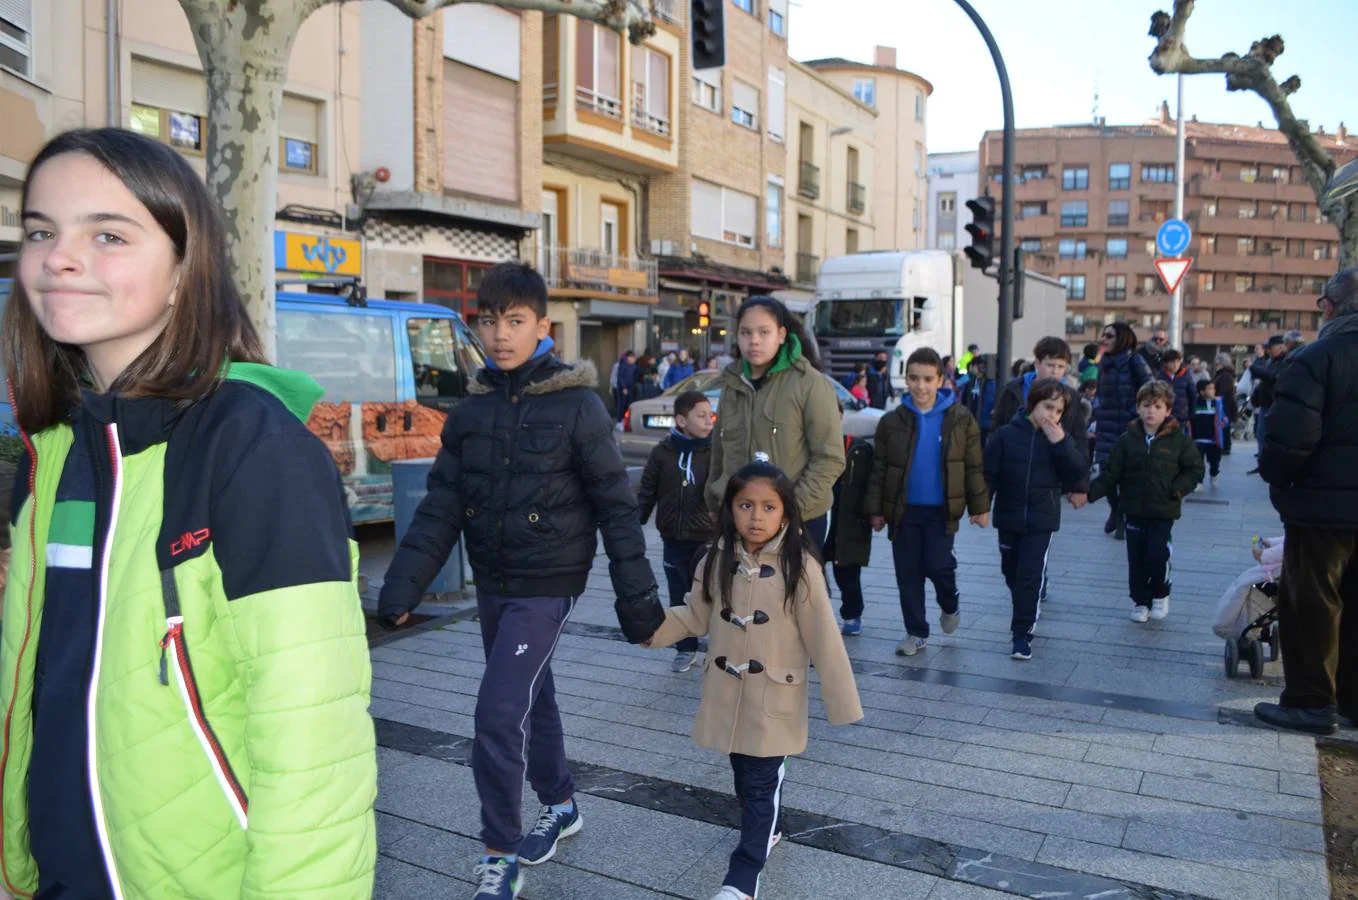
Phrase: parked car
[{"left": 615, "top": 368, "right": 885, "bottom": 464}]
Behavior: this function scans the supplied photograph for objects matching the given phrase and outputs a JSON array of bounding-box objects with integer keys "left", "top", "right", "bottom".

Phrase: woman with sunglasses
[{"left": 1093, "top": 322, "right": 1154, "bottom": 540}]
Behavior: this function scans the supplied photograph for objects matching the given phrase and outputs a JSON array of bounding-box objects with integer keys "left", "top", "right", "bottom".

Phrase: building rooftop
[
  {"left": 802, "top": 56, "right": 934, "bottom": 94},
  {"left": 982, "top": 112, "right": 1351, "bottom": 152}
]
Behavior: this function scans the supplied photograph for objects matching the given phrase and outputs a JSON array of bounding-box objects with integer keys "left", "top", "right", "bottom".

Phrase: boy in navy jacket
[{"left": 984, "top": 379, "right": 1089, "bottom": 660}]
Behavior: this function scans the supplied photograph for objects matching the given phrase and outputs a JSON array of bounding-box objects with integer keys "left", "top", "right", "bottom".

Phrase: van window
[
  {"left": 408, "top": 316, "right": 487, "bottom": 403},
  {"left": 277, "top": 309, "right": 397, "bottom": 401}
]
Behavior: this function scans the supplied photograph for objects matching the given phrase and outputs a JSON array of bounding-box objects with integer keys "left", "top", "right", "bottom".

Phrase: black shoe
[
  {"left": 1247, "top": 467, "right": 1260, "bottom": 475},
  {"left": 1114, "top": 525, "right": 1125, "bottom": 541},
  {"left": 1253, "top": 702, "right": 1337, "bottom": 735},
  {"left": 1103, "top": 514, "right": 1117, "bottom": 535}
]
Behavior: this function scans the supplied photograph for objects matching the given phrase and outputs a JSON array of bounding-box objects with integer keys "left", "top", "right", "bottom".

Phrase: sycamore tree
[
  {"left": 1148, "top": 0, "right": 1358, "bottom": 268},
  {"left": 179, "top": 0, "right": 656, "bottom": 358}
]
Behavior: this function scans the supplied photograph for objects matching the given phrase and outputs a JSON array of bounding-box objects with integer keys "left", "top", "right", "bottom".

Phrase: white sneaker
[
  {"left": 1150, "top": 597, "right": 1170, "bottom": 620},
  {"left": 1130, "top": 606, "right": 1151, "bottom": 623},
  {"left": 939, "top": 611, "right": 960, "bottom": 635},
  {"left": 1211, "top": 475, "right": 1219, "bottom": 488},
  {"left": 896, "top": 636, "right": 927, "bottom": 656},
  {"left": 1193, "top": 483, "right": 1203, "bottom": 493},
  {"left": 710, "top": 888, "right": 752, "bottom": 900}
]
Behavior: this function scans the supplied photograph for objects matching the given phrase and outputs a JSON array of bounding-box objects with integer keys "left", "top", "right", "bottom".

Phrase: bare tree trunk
[{"left": 1339, "top": 201, "right": 1358, "bottom": 269}]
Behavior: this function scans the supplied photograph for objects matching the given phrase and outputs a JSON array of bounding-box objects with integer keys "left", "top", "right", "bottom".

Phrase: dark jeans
[
  {"left": 1222, "top": 423, "right": 1233, "bottom": 454},
  {"left": 724, "top": 754, "right": 786, "bottom": 895},
  {"left": 891, "top": 505, "right": 959, "bottom": 639},
  {"left": 1197, "top": 444, "right": 1222, "bottom": 478},
  {"left": 662, "top": 540, "right": 703, "bottom": 653},
  {"left": 1255, "top": 407, "right": 1269, "bottom": 459},
  {"left": 999, "top": 530, "right": 1052, "bottom": 639},
  {"left": 472, "top": 592, "right": 577, "bottom": 853},
  {"left": 1124, "top": 518, "right": 1174, "bottom": 607},
  {"left": 1277, "top": 527, "right": 1357, "bottom": 716},
  {"left": 615, "top": 387, "right": 633, "bottom": 423},
  {"left": 804, "top": 513, "right": 828, "bottom": 554},
  {"left": 833, "top": 564, "right": 864, "bottom": 620}
]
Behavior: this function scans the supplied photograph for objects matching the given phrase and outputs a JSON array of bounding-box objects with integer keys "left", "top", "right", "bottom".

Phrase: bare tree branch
[{"left": 382, "top": 0, "right": 656, "bottom": 41}]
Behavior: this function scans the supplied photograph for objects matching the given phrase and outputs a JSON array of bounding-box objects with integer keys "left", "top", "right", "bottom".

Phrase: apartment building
[
  {"left": 805, "top": 46, "right": 930, "bottom": 251},
  {"left": 1, "top": 0, "right": 363, "bottom": 287},
  {"left": 927, "top": 150, "right": 978, "bottom": 251},
  {"left": 647, "top": 0, "right": 792, "bottom": 359},
  {"left": 980, "top": 107, "right": 1356, "bottom": 360},
  {"left": 778, "top": 60, "right": 877, "bottom": 309}
]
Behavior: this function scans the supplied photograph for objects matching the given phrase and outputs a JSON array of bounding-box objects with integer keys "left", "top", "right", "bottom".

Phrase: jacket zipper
[
  {"left": 158, "top": 615, "right": 249, "bottom": 829},
  {"left": 1024, "top": 429, "right": 1035, "bottom": 531},
  {"left": 0, "top": 401, "right": 40, "bottom": 899},
  {"left": 89, "top": 424, "right": 126, "bottom": 899}
]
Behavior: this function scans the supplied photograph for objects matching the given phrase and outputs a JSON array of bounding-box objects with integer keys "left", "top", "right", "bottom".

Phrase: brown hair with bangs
[
  {"left": 4, "top": 128, "right": 264, "bottom": 434},
  {"left": 1026, "top": 378, "right": 1069, "bottom": 415}
]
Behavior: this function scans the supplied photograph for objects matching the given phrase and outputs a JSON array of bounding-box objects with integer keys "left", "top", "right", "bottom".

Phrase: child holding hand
[{"left": 645, "top": 462, "right": 862, "bottom": 900}]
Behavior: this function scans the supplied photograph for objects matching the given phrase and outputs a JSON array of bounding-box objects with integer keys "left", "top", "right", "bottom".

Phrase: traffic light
[
  {"left": 964, "top": 196, "right": 996, "bottom": 270},
  {"left": 698, "top": 301, "right": 711, "bottom": 328},
  {"left": 691, "top": 0, "right": 726, "bottom": 71}
]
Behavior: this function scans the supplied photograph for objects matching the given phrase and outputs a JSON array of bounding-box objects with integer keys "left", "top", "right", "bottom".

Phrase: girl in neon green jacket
[{"left": 0, "top": 129, "right": 376, "bottom": 898}]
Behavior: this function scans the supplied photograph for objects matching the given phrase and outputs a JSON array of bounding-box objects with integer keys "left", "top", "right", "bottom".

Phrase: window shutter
[
  {"left": 575, "top": 21, "right": 594, "bottom": 91},
  {"left": 648, "top": 50, "right": 669, "bottom": 119},
  {"left": 130, "top": 57, "right": 207, "bottom": 117},
  {"left": 280, "top": 95, "right": 320, "bottom": 143},
  {"left": 767, "top": 67, "right": 785, "bottom": 139},
  {"left": 691, "top": 179, "right": 722, "bottom": 239},
  {"left": 0, "top": 0, "right": 30, "bottom": 31},
  {"left": 723, "top": 188, "right": 756, "bottom": 241},
  {"left": 733, "top": 80, "right": 758, "bottom": 115}
]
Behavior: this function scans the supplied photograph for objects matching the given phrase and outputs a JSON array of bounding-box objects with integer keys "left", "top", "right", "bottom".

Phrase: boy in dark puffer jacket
[
  {"left": 1088, "top": 380, "right": 1204, "bottom": 625},
  {"left": 638, "top": 389, "right": 718, "bottom": 673},
  {"left": 379, "top": 263, "right": 663, "bottom": 897},
  {"left": 984, "top": 379, "right": 1090, "bottom": 660},
  {"left": 1155, "top": 348, "right": 1196, "bottom": 423}
]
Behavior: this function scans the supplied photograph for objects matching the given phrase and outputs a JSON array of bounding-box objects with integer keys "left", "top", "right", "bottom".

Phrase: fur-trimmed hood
[{"left": 468, "top": 357, "right": 599, "bottom": 396}]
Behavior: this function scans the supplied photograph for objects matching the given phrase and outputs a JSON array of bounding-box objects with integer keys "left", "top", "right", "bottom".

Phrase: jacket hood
[
  {"left": 741, "top": 333, "right": 805, "bottom": 380},
  {"left": 1128, "top": 417, "right": 1182, "bottom": 438},
  {"left": 224, "top": 362, "right": 325, "bottom": 422},
  {"left": 735, "top": 523, "right": 788, "bottom": 567},
  {"left": 469, "top": 357, "right": 599, "bottom": 396},
  {"left": 663, "top": 429, "right": 713, "bottom": 452},
  {"left": 1318, "top": 310, "right": 1358, "bottom": 339},
  {"left": 904, "top": 387, "right": 955, "bottom": 417}
]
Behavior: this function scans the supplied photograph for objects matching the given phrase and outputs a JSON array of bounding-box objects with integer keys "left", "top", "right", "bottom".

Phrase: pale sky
[{"left": 788, "top": 0, "right": 1357, "bottom": 154}]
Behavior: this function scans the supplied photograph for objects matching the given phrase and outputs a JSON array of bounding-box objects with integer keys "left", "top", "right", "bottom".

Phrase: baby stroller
[
  {"left": 1232, "top": 393, "right": 1255, "bottom": 443},
  {"left": 1213, "top": 537, "right": 1283, "bottom": 679}
]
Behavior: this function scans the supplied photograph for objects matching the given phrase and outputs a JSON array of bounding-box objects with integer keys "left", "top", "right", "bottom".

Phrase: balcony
[
  {"left": 631, "top": 104, "right": 671, "bottom": 138},
  {"left": 798, "top": 161, "right": 820, "bottom": 200},
  {"left": 796, "top": 252, "right": 820, "bottom": 285},
  {"left": 538, "top": 246, "right": 658, "bottom": 299},
  {"left": 847, "top": 181, "right": 866, "bottom": 215},
  {"left": 653, "top": 0, "right": 679, "bottom": 23},
  {"left": 576, "top": 86, "right": 623, "bottom": 121}
]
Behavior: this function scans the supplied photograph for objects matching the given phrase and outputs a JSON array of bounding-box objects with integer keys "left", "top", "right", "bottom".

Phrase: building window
[
  {"left": 1059, "top": 275, "right": 1086, "bottom": 300},
  {"left": 543, "top": 15, "right": 560, "bottom": 106},
  {"left": 1106, "top": 238, "right": 1128, "bottom": 259},
  {"left": 1239, "top": 165, "right": 1259, "bottom": 183},
  {"left": 731, "top": 79, "right": 759, "bottom": 129},
  {"left": 939, "top": 193, "right": 956, "bottom": 215},
  {"left": 1237, "top": 236, "right": 1256, "bottom": 256},
  {"left": 692, "top": 178, "right": 757, "bottom": 247},
  {"left": 1108, "top": 162, "right": 1131, "bottom": 190},
  {"left": 852, "top": 78, "right": 876, "bottom": 107},
  {"left": 765, "top": 181, "right": 783, "bottom": 248},
  {"left": 1271, "top": 166, "right": 1290, "bottom": 183},
  {"left": 1200, "top": 273, "right": 1215, "bottom": 292},
  {"left": 692, "top": 68, "right": 721, "bottom": 112},
  {"left": 279, "top": 94, "right": 321, "bottom": 175},
  {"left": 1233, "top": 312, "right": 1253, "bottom": 327},
  {"left": 846, "top": 227, "right": 859, "bottom": 255},
  {"left": 1059, "top": 239, "right": 1087, "bottom": 260},
  {"left": 1141, "top": 163, "right": 1174, "bottom": 183},
  {"left": 1062, "top": 166, "right": 1089, "bottom": 190},
  {"left": 733, "top": 0, "right": 755, "bottom": 13},
  {"left": 1144, "top": 240, "right": 1156, "bottom": 256},
  {"left": 1019, "top": 165, "right": 1049, "bottom": 182},
  {"left": 1060, "top": 201, "right": 1088, "bottom": 228},
  {"left": 1020, "top": 238, "right": 1042, "bottom": 252},
  {"left": 1238, "top": 201, "right": 1259, "bottom": 220},
  {"left": 1107, "top": 200, "right": 1130, "bottom": 226},
  {"left": 1202, "top": 235, "right": 1216, "bottom": 254},
  {"left": 1142, "top": 200, "right": 1171, "bottom": 222},
  {"left": 631, "top": 46, "right": 672, "bottom": 136},
  {"left": 1106, "top": 274, "right": 1127, "bottom": 301},
  {"left": 939, "top": 233, "right": 956, "bottom": 250},
  {"left": 130, "top": 103, "right": 206, "bottom": 154},
  {"left": 914, "top": 90, "right": 924, "bottom": 121},
  {"left": 1066, "top": 313, "right": 1087, "bottom": 336},
  {"left": 1021, "top": 201, "right": 1047, "bottom": 219},
  {"left": 1314, "top": 242, "right": 1334, "bottom": 260},
  {"left": 1235, "top": 274, "right": 1255, "bottom": 293},
  {"left": 768, "top": 0, "right": 787, "bottom": 36},
  {"left": 0, "top": 7, "right": 32, "bottom": 77},
  {"left": 914, "top": 144, "right": 923, "bottom": 177},
  {"left": 766, "top": 67, "right": 786, "bottom": 141},
  {"left": 576, "top": 20, "right": 622, "bottom": 118},
  {"left": 913, "top": 199, "right": 921, "bottom": 232}
]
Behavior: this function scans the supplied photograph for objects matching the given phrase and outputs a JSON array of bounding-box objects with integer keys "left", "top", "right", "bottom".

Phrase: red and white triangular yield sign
[{"left": 1154, "top": 257, "right": 1193, "bottom": 293}]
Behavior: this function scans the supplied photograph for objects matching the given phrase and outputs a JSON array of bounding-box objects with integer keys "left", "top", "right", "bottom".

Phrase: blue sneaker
[
  {"left": 518, "top": 802, "right": 583, "bottom": 866},
  {"left": 841, "top": 617, "right": 862, "bottom": 636},
  {"left": 472, "top": 857, "right": 522, "bottom": 898},
  {"left": 1011, "top": 637, "right": 1033, "bottom": 661}
]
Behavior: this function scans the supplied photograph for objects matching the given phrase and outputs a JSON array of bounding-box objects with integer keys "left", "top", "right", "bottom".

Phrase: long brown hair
[{"left": 4, "top": 128, "right": 264, "bottom": 433}]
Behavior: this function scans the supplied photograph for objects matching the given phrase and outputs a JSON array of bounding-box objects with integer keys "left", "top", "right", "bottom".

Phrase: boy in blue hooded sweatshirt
[{"left": 865, "top": 348, "right": 990, "bottom": 657}]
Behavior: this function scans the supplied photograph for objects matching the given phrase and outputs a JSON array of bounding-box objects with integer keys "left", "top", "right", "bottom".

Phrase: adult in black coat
[
  {"left": 1255, "top": 269, "right": 1358, "bottom": 735},
  {"left": 1248, "top": 336, "right": 1287, "bottom": 466},
  {"left": 1092, "top": 322, "right": 1153, "bottom": 538},
  {"left": 1212, "top": 354, "right": 1239, "bottom": 453}
]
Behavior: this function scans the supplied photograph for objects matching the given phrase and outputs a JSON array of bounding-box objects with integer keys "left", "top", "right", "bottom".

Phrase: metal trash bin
[{"left": 391, "top": 458, "right": 464, "bottom": 594}]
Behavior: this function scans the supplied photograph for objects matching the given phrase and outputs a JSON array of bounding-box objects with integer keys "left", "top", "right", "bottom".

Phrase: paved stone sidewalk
[{"left": 366, "top": 447, "right": 1340, "bottom": 899}]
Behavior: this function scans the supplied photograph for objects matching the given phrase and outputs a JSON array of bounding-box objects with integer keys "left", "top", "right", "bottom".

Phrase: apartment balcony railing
[
  {"left": 798, "top": 161, "right": 820, "bottom": 200},
  {"left": 544, "top": 82, "right": 559, "bottom": 108},
  {"left": 653, "top": 0, "right": 679, "bottom": 23},
  {"left": 847, "top": 181, "right": 866, "bottom": 215},
  {"left": 537, "top": 246, "right": 657, "bottom": 297},
  {"left": 631, "top": 105, "right": 672, "bottom": 138},
  {"left": 795, "top": 252, "right": 820, "bottom": 285},
  {"left": 576, "top": 86, "right": 623, "bottom": 119}
]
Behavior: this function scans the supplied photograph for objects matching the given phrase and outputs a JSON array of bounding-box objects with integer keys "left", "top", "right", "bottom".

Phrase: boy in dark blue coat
[
  {"left": 1155, "top": 348, "right": 1196, "bottom": 423},
  {"left": 983, "top": 379, "right": 1090, "bottom": 660}
]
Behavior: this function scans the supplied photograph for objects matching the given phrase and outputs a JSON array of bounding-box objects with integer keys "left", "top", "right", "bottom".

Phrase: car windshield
[{"left": 663, "top": 371, "right": 722, "bottom": 396}]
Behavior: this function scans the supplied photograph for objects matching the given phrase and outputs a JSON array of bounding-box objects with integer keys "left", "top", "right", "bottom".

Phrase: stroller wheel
[
  {"left": 1224, "top": 639, "right": 1240, "bottom": 678},
  {"left": 1247, "top": 639, "right": 1266, "bottom": 679}
]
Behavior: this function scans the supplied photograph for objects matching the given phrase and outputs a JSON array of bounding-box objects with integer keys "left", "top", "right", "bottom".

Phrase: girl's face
[
  {"left": 737, "top": 307, "right": 787, "bottom": 371},
  {"left": 19, "top": 153, "right": 179, "bottom": 390},
  {"left": 732, "top": 477, "right": 785, "bottom": 550}
]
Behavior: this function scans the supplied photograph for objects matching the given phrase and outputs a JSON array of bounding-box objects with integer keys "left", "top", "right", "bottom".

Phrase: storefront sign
[{"left": 274, "top": 230, "right": 362, "bottom": 276}]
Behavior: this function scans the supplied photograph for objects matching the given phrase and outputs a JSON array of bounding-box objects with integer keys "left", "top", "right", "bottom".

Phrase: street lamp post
[{"left": 952, "top": 0, "right": 1016, "bottom": 387}]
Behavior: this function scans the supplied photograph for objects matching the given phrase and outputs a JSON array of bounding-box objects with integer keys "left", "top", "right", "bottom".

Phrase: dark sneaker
[
  {"left": 840, "top": 617, "right": 862, "bottom": 636},
  {"left": 1114, "top": 525, "right": 1125, "bottom": 541},
  {"left": 1253, "top": 702, "right": 1338, "bottom": 736},
  {"left": 1103, "top": 512, "right": 1118, "bottom": 534},
  {"left": 672, "top": 650, "right": 697, "bottom": 673},
  {"left": 518, "top": 803, "right": 583, "bottom": 866},
  {"left": 1011, "top": 637, "right": 1032, "bottom": 661},
  {"left": 472, "top": 857, "right": 522, "bottom": 899}
]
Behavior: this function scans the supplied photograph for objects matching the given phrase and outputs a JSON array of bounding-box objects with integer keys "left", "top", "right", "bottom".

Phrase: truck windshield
[
  {"left": 408, "top": 316, "right": 487, "bottom": 407},
  {"left": 813, "top": 299, "right": 905, "bottom": 337}
]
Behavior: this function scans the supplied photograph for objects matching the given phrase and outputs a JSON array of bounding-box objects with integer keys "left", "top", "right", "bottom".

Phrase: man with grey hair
[{"left": 1255, "top": 268, "right": 1358, "bottom": 735}]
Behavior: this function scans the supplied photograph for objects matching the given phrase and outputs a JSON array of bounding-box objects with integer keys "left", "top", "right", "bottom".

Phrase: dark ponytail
[{"left": 734, "top": 296, "right": 823, "bottom": 372}]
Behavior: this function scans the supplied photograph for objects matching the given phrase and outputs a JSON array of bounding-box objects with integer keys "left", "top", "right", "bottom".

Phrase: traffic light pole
[{"left": 953, "top": 0, "right": 1015, "bottom": 388}]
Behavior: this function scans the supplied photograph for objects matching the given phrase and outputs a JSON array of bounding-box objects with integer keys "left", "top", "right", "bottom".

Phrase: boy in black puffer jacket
[
  {"left": 826, "top": 434, "right": 876, "bottom": 636},
  {"left": 638, "top": 390, "right": 718, "bottom": 673},
  {"left": 984, "top": 379, "right": 1090, "bottom": 660},
  {"left": 380, "top": 263, "right": 663, "bottom": 896},
  {"left": 1088, "top": 380, "right": 1204, "bottom": 625}
]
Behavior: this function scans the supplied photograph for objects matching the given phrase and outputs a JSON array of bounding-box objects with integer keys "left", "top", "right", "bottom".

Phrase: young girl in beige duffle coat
[{"left": 645, "top": 461, "right": 863, "bottom": 900}]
